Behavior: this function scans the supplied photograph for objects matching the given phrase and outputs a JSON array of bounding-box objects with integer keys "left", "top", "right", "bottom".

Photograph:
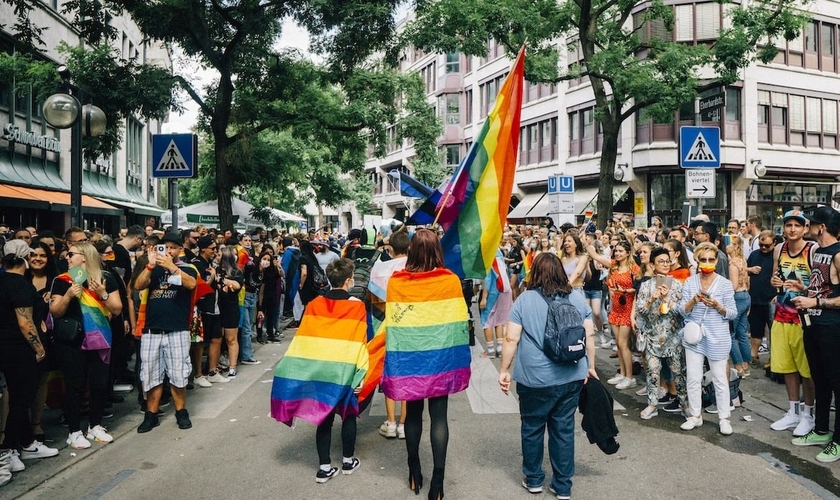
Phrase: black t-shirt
[
  {"left": 191, "top": 256, "right": 218, "bottom": 314},
  {"left": 144, "top": 264, "right": 199, "bottom": 331},
  {"left": 218, "top": 268, "right": 244, "bottom": 309},
  {"left": 747, "top": 249, "right": 775, "bottom": 304},
  {"left": 50, "top": 271, "right": 120, "bottom": 323},
  {"left": 243, "top": 263, "right": 263, "bottom": 293},
  {"left": 807, "top": 241, "right": 840, "bottom": 326},
  {"left": 112, "top": 244, "right": 133, "bottom": 283},
  {"left": 0, "top": 273, "right": 38, "bottom": 347}
]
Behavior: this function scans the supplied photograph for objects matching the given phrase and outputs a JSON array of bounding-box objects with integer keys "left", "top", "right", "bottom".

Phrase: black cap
[
  {"left": 160, "top": 232, "right": 183, "bottom": 247},
  {"left": 348, "top": 228, "right": 363, "bottom": 241},
  {"left": 197, "top": 235, "right": 214, "bottom": 250},
  {"left": 803, "top": 206, "right": 840, "bottom": 226}
]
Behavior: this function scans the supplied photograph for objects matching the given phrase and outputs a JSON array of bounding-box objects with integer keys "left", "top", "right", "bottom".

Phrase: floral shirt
[{"left": 635, "top": 277, "right": 684, "bottom": 358}]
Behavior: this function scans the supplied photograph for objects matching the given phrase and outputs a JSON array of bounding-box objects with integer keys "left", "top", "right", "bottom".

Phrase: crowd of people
[
  {"left": 3, "top": 207, "right": 840, "bottom": 499},
  {"left": 0, "top": 221, "right": 359, "bottom": 483}
]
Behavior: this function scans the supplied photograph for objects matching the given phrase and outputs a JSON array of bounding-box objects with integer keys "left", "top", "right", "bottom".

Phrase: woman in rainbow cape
[
  {"left": 49, "top": 241, "right": 123, "bottom": 449},
  {"left": 381, "top": 228, "right": 471, "bottom": 500},
  {"left": 271, "top": 258, "right": 369, "bottom": 483}
]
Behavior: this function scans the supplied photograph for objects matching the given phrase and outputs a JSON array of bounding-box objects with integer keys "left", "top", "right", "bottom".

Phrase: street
[{"left": 5, "top": 322, "right": 840, "bottom": 500}]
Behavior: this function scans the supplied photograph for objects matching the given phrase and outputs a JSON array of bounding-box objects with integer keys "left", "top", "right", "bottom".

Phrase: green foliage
[
  {"left": 0, "top": 52, "right": 59, "bottom": 102},
  {"left": 1, "top": 0, "right": 46, "bottom": 48}
]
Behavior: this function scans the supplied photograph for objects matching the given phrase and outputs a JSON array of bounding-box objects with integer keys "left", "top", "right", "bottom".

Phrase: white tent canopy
[{"left": 160, "top": 198, "right": 305, "bottom": 229}]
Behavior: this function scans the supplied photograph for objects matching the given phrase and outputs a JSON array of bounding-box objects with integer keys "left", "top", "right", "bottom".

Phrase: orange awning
[{"left": 0, "top": 184, "right": 121, "bottom": 214}]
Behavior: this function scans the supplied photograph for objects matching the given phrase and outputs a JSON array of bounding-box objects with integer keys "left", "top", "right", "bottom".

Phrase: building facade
[
  {"left": 353, "top": 2, "right": 840, "bottom": 234},
  {"left": 0, "top": 1, "right": 167, "bottom": 235}
]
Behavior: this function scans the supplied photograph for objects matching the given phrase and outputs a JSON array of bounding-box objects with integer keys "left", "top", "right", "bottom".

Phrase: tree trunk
[
  {"left": 596, "top": 125, "right": 620, "bottom": 230},
  {"left": 213, "top": 73, "right": 235, "bottom": 232}
]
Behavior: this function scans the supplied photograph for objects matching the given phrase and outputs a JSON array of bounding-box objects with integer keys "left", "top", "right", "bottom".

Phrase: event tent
[{"left": 160, "top": 198, "right": 305, "bottom": 229}]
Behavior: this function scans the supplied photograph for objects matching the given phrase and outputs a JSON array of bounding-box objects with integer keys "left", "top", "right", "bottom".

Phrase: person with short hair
[
  {"left": 747, "top": 230, "right": 775, "bottom": 365},
  {"left": 133, "top": 232, "right": 198, "bottom": 433}
]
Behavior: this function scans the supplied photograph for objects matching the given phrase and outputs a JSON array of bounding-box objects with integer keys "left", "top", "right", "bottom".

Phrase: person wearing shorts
[{"left": 134, "top": 232, "right": 198, "bottom": 433}]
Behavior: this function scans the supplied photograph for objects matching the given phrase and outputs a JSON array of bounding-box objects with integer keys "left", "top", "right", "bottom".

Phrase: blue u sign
[
  {"left": 558, "top": 176, "right": 574, "bottom": 193},
  {"left": 547, "top": 176, "right": 558, "bottom": 193}
]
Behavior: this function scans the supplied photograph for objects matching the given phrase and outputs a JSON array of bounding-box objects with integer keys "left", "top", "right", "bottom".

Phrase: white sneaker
[
  {"left": 606, "top": 374, "right": 624, "bottom": 385},
  {"left": 206, "top": 371, "right": 230, "bottom": 384},
  {"left": 8, "top": 450, "right": 24, "bottom": 472},
  {"left": 793, "top": 414, "right": 815, "bottom": 437},
  {"left": 705, "top": 404, "right": 736, "bottom": 414},
  {"left": 66, "top": 431, "right": 91, "bottom": 449},
  {"left": 397, "top": 424, "right": 406, "bottom": 439},
  {"left": 635, "top": 386, "right": 648, "bottom": 396},
  {"left": 379, "top": 420, "right": 396, "bottom": 438},
  {"left": 195, "top": 376, "right": 212, "bottom": 388},
  {"left": 771, "top": 411, "right": 801, "bottom": 431},
  {"left": 86, "top": 425, "right": 114, "bottom": 444},
  {"left": 719, "top": 418, "right": 733, "bottom": 435},
  {"left": 20, "top": 440, "right": 59, "bottom": 459},
  {"left": 681, "top": 416, "right": 703, "bottom": 431},
  {"left": 616, "top": 377, "right": 637, "bottom": 390}
]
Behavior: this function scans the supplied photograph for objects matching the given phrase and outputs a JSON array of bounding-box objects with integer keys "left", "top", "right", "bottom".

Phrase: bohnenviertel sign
[{"left": 3, "top": 124, "right": 62, "bottom": 153}]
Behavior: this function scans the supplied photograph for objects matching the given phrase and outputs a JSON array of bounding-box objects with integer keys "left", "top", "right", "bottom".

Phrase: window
[
  {"left": 465, "top": 89, "right": 472, "bottom": 125},
  {"left": 725, "top": 87, "right": 740, "bottom": 121},
  {"left": 479, "top": 74, "right": 506, "bottom": 118},
  {"left": 439, "top": 94, "right": 460, "bottom": 125},
  {"left": 445, "top": 145, "right": 461, "bottom": 168},
  {"left": 582, "top": 109, "right": 594, "bottom": 138},
  {"left": 519, "top": 117, "right": 559, "bottom": 164},
  {"left": 695, "top": 3, "right": 720, "bottom": 40},
  {"left": 675, "top": 5, "right": 694, "bottom": 42},
  {"left": 445, "top": 52, "right": 460, "bottom": 73},
  {"left": 419, "top": 63, "right": 435, "bottom": 94}
]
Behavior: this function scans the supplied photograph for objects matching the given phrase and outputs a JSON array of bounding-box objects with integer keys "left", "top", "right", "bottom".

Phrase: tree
[{"left": 405, "top": 0, "right": 807, "bottom": 228}]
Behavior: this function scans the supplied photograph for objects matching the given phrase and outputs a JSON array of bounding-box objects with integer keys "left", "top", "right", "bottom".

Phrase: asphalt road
[{"left": 4, "top": 318, "right": 840, "bottom": 500}]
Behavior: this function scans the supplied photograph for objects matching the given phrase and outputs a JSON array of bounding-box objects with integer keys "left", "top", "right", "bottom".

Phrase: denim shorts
[{"left": 584, "top": 289, "right": 602, "bottom": 300}]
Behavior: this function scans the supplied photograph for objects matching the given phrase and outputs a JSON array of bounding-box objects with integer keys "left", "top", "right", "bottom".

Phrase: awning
[
  {"left": 0, "top": 184, "right": 121, "bottom": 216},
  {"left": 575, "top": 185, "right": 630, "bottom": 215},
  {"left": 94, "top": 197, "right": 165, "bottom": 217},
  {"left": 507, "top": 192, "right": 545, "bottom": 221}
]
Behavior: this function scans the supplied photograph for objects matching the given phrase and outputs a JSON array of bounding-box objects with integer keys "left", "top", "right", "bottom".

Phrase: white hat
[
  {"left": 692, "top": 214, "right": 710, "bottom": 223},
  {"left": 3, "top": 239, "right": 35, "bottom": 268}
]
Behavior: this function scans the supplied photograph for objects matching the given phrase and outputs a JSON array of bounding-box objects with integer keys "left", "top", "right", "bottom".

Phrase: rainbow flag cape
[
  {"left": 431, "top": 47, "right": 525, "bottom": 279},
  {"left": 522, "top": 250, "right": 534, "bottom": 282},
  {"left": 381, "top": 268, "right": 470, "bottom": 401},
  {"left": 271, "top": 296, "right": 369, "bottom": 427},
  {"left": 358, "top": 256, "right": 407, "bottom": 405},
  {"left": 57, "top": 273, "right": 112, "bottom": 363}
]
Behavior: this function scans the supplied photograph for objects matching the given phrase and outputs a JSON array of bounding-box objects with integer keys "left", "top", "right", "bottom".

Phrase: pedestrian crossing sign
[
  {"left": 679, "top": 126, "right": 720, "bottom": 168},
  {"left": 152, "top": 134, "right": 198, "bottom": 178}
]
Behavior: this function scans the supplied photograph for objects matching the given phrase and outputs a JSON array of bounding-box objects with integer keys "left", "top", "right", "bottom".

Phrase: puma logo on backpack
[{"left": 538, "top": 291, "right": 586, "bottom": 363}]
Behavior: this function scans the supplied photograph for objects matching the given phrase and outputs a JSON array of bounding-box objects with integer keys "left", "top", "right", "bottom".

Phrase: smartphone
[
  {"left": 655, "top": 275, "right": 673, "bottom": 289},
  {"left": 156, "top": 244, "right": 166, "bottom": 254}
]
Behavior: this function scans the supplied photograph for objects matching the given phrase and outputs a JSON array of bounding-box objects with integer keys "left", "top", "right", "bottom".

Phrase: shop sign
[{"left": 2, "top": 124, "right": 61, "bottom": 153}]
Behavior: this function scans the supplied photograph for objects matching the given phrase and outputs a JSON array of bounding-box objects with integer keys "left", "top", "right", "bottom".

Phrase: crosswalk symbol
[
  {"left": 684, "top": 131, "right": 717, "bottom": 162},
  {"left": 156, "top": 140, "right": 191, "bottom": 173}
]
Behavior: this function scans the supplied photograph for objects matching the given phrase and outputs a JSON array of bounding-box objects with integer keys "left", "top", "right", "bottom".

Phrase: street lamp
[{"left": 42, "top": 66, "right": 107, "bottom": 228}]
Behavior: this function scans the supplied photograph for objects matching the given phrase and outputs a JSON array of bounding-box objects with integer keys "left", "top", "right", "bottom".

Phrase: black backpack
[
  {"left": 535, "top": 291, "right": 586, "bottom": 364},
  {"left": 347, "top": 246, "right": 384, "bottom": 302}
]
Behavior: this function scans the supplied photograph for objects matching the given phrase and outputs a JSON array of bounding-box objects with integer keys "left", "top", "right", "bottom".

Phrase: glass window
[
  {"left": 528, "top": 124, "right": 539, "bottom": 151},
  {"left": 757, "top": 105, "right": 769, "bottom": 125},
  {"left": 822, "top": 23, "right": 835, "bottom": 56},
  {"left": 582, "top": 109, "right": 594, "bottom": 138},
  {"left": 725, "top": 88, "right": 740, "bottom": 121},
  {"left": 807, "top": 97, "right": 821, "bottom": 132},
  {"left": 695, "top": 3, "right": 720, "bottom": 40},
  {"left": 772, "top": 107, "right": 787, "bottom": 126},
  {"left": 824, "top": 100, "right": 837, "bottom": 134},
  {"left": 675, "top": 5, "right": 694, "bottom": 42},
  {"left": 445, "top": 145, "right": 460, "bottom": 167},
  {"left": 445, "top": 52, "right": 460, "bottom": 73},
  {"left": 569, "top": 112, "right": 580, "bottom": 140},
  {"left": 805, "top": 21, "right": 818, "bottom": 52},
  {"left": 789, "top": 95, "right": 805, "bottom": 131}
]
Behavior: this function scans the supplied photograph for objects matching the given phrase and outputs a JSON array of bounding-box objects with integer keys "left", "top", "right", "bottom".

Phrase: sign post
[
  {"left": 153, "top": 133, "right": 198, "bottom": 229},
  {"left": 680, "top": 126, "right": 720, "bottom": 220}
]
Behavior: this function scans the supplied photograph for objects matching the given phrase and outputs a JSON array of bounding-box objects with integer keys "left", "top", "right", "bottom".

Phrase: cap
[
  {"left": 160, "top": 232, "right": 183, "bottom": 247},
  {"left": 692, "top": 214, "right": 710, "bottom": 222},
  {"left": 4, "top": 239, "right": 35, "bottom": 266},
  {"left": 803, "top": 206, "right": 839, "bottom": 226},
  {"left": 348, "top": 228, "right": 363, "bottom": 241},
  {"left": 783, "top": 209, "right": 808, "bottom": 225},
  {"left": 197, "top": 235, "right": 214, "bottom": 250}
]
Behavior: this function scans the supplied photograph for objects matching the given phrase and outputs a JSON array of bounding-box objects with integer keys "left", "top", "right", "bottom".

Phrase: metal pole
[
  {"left": 693, "top": 96, "right": 702, "bottom": 220},
  {"left": 70, "top": 94, "right": 83, "bottom": 229},
  {"left": 169, "top": 178, "right": 179, "bottom": 229}
]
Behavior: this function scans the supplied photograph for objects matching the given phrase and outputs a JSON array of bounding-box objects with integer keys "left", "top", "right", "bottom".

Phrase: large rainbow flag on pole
[
  {"left": 431, "top": 46, "right": 525, "bottom": 279},
  {"left": 270, "top": 296, "right": 369, "bottom": 427}
]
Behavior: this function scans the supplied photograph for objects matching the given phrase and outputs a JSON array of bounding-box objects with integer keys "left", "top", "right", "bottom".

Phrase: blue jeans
[
  {"left": 239, "top": 292, "right": 257, "bottom": 361},
  {"left": 517, "top": 380, "right": 584, "bottom": 497},
  {"left": 730, "top": 291, "right": 751, "bottom": 365}
]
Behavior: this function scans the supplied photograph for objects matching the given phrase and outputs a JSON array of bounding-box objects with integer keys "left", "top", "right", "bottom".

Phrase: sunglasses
[
  {"left": 66, "top": 251, "right": 81, "bottom": 258},
  {"left": 759, "top": 243, "right": 773, "bottom": 249},
  {"left": 697, "top": 257, "right": 717, "bottom": 263}
]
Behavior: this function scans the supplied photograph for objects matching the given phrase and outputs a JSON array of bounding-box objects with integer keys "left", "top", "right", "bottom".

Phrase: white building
[
  {"left": 348, "top": 2, "right": 840, "bottom": 234},
  {"left": 0, "top": 2, "right": 168, "bottom": 234}
]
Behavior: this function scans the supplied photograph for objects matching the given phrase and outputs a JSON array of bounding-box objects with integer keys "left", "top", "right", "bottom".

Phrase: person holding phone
[{"left": 635, "top": 248, "right": 686, "bottom": 420}]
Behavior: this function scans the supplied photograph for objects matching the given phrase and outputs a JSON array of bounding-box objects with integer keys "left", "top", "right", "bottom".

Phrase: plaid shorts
[{"left": 140, "top": 330, "right": 192, "bottom": 390}]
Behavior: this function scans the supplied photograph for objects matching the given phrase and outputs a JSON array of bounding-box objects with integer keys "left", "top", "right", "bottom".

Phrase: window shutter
[
  {"left": 675, "top": 5, "right": 694, "bottom": 42},
  {"left": 789, "top": 95, "right": 804, "bottom": 130},
  {"left": 695, "top": 3, "right": 720, "bottom": 40},
  {"left": 807, "top": 97, "right": 821, "bottom": 131},
  {"left": 757, "top": 90, "right": 771, "bottom": 105},
  {"left": 772, "top": 92, "right": 788, "bottom": 107},
  {"left": 824, "top": 100, "right": 838, "bottom": 134}
]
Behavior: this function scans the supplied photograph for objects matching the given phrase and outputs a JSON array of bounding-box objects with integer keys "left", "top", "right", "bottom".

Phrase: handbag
[
  {"left": 682, "top": 276, "right": 720, "bottom": 345},
  {"left": 53, "top": 316, "right": 82, "bottom": 343}
]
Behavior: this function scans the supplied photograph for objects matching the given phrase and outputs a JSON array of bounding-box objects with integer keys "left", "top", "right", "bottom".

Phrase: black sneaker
[
  {"left": 658, "top": 393, "right": 676, "bottom": 405},
  {"left": 663, "top": 398, "right": 682, "bottom": 413},
  {"left": 175, "top": 408, "right": 192, "bottom": 430},
  {"left": 341, "top": 457, "right": 361, "bottom": 475},
  {"left": 315, "top": 466, "right": 339, "bottom": 483},
  {"left": 137, "top": 411, "right": 160, "bottom": 433}
]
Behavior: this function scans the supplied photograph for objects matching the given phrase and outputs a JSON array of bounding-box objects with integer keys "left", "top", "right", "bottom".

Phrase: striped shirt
[{"left": 678, "top": 275, "right": 737, "bottom": 361}]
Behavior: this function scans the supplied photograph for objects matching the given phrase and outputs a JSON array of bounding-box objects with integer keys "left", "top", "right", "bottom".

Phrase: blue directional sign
[
  {"left": 557, "top": 175, "right": 574, "bottom": 193},
  {"left": 680, "top": 126, "right": 720, "bottom": 168},
  {"left": 152, "top": 133, "right": 197, "bottom": 178}
]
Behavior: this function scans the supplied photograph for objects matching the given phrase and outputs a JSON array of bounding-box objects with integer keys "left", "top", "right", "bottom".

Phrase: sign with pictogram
[
  {"left": 152, "top": 134, "right": 197, "bottom": 178},
  {"left": 679, "top": 126, "right": 720, "bottom": 168}
]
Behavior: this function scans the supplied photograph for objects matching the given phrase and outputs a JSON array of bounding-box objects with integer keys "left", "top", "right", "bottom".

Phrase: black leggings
[
  {"left": 405, "top": 396, "right": 449, "bottom": 469},
  {"left": 315, "top": 413, "right": 356, "bottom": 465}
]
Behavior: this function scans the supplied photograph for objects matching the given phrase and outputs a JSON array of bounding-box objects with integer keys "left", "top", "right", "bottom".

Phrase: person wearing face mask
[
  {"left": 678, "top": 242, "right": 737, "bottom": 435},
  {"left": 94, "top": 240, "right": 133, "bottom": 399},
  {"left": 256, "top": 249, "right": 284, "bottom": 344}
]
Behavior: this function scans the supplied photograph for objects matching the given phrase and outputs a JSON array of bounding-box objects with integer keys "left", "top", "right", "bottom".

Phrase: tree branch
[
  {"left": 174, "top": 75, "right": 213, "bottom": 117},
  {"left": 592, "top": 0, "right": 622, "bottom": 20},
  {"left": 619, "top": 98, "right": 657, "bottom": 123},
  {"left": 210, "top": 0, "right": 242, "bottom": 29}
]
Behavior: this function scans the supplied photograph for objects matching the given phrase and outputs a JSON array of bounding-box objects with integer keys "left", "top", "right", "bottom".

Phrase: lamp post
[{"left": 42, "top": 66, "right": 107, "bottom": 228}]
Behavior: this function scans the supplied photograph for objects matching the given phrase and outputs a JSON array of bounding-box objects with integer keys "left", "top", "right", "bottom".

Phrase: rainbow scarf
[
  {"left": 358, "top": 256, "right": 407, "bottom": 405},
  {"left": 271, "top": 295, "right": 369, "bottom": 427},
  {"left": 433, "top": 47, "right": 525, "bottom": 279},
  {"left": 381, "top": 268, "right": 471, "bottom": 401},
  {"left": 57, "top": 273, "right": 112, "bottom": 363}
]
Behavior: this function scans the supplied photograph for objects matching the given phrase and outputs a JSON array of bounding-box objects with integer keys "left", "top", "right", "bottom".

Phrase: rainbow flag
[
  {"left": 434, "top": 46, "right": 525, "bottom": 279},
  {"left": 56, "top": 273, "right": 112, "bottom": 363},
  {"left": 522, "top": 250, "right": 535, "bottom": 282},
  {"left": 381, "top": 268, "right": 471, "bottom": 401},
  {"left": 271, "top": 296, "right": 369, "bottom": 427}
]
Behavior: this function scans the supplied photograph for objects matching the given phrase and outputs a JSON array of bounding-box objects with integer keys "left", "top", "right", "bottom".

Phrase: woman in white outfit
[{"left": 678, "top": 242, "right": 737, "bottom": 435}]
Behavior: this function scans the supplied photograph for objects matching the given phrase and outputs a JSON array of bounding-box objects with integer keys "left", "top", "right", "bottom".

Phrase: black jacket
[{"left": 578, "top": 378, "right": 620, "bottom": 454}]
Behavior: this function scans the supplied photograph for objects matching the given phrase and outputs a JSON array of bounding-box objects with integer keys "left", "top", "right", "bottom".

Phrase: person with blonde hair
[{"left": 724, "top": 234, "right": 752, "bottom": 377}]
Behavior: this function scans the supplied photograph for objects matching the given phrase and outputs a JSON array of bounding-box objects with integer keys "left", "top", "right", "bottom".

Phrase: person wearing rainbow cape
[{"left": 270, "top": 258, "right": 369, "bottom": 484}]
